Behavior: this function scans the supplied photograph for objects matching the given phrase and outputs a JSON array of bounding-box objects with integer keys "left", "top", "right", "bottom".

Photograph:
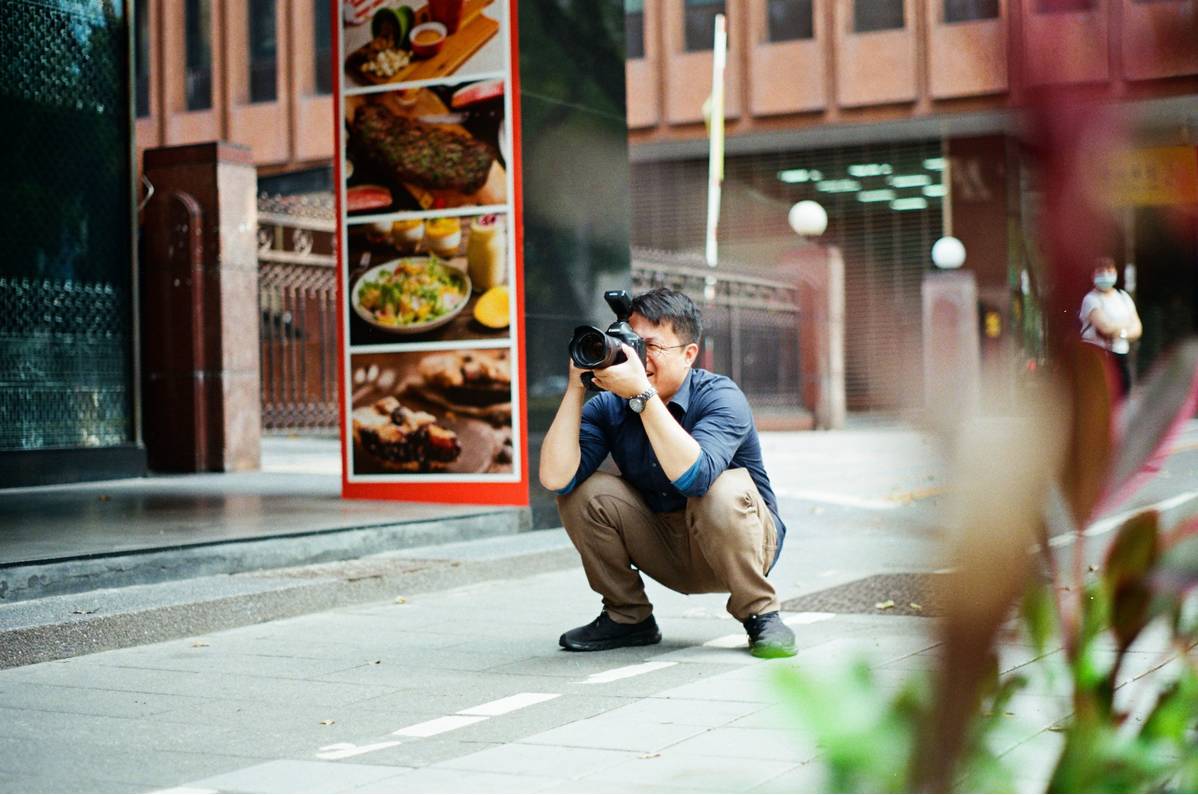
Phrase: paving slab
[
  {"left": 429, "top": 742, "right": 639, "bottom": 778},
  {"left": 748, "top": 761, "right": 827, "bottom": 794},
  {"left": 588, "top": 696, "right": 763, "bottom": 728},
  {"left": 572, "top": 749, "right": 798, "bottom": 792},
  {"left": 663, "top": 726, "right": 819, "bottom": 764},
  {"left": 520, "top": 714, "right": 708, "bottom": 753},
  {"left": 182, "top": 759, "right": 409, "bottom": 794},
  {"left": 346, "top": 766, "right": 563, "bottom": 794}
]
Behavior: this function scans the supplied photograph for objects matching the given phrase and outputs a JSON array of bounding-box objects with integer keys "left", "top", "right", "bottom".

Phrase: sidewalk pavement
[
  {"left": 1, "top": 422, "right": 1196, "bottom": 792},
  {"left": 0, "top": 527, "right": 1179, "bottom": 794}
]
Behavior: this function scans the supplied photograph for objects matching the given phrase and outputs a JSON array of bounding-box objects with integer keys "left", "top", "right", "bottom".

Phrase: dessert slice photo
[{"left": 350, "top": 349, "right": 515, "bottom": 476}]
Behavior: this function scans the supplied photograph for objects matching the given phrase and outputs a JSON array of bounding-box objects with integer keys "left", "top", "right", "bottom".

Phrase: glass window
[
  {"left": 184, "top": 0, "right": 212, "bottom": 111},
  {"left": 249, "top": 0, "right": 278, "bottom": 103},
  {"left": 135, "top": 0, "right": 149, "bottom": 117},
  {"left": 768, "top": 0, "right": 813, "bottom": 41},
  {"left": 626, "top": 0, "right": 645, "bottom": 60},
  {"left": 854, "top": 0, "right": 904, "bottom": 32},
  {"left": 1035, "top": 0, "right": 1094, "bottom": 11},
  {"left": 944, "top": 0, "right": 1000, "bottom": 22},
  {"left": 315, "top": 0, "right": 333, "bottom": 94},
  {"left": 684, "top": 0, "right": 726, "bottom": 53}
]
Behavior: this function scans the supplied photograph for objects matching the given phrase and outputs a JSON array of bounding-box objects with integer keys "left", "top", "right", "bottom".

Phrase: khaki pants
[{"left": 557, "top": 468, "right": 780, "bottom": 624}]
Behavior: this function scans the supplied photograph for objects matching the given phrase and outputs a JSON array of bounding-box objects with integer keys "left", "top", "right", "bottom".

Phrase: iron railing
[
  {"left": 632, "top": 249, "right": 804, "bottom": 411},
  {"left": 257, "top": 194, "right": 339, "bottom": 432}
]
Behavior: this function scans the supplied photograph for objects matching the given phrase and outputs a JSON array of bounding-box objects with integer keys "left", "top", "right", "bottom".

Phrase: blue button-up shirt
[{"left": 558, "top": 367, "right": 786, "bottom": 567}]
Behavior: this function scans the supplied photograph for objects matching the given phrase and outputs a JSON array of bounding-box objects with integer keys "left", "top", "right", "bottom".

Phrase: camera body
[{"left": 568, "top": 290, "right": 647, "bottom": 391}]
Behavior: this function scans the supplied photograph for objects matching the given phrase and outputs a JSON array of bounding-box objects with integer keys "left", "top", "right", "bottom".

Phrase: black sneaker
[
  {"left": 559, "top": 612, "right": 662, "bottom": 652},
  {"left": 743, "top": 611, "right": 796, "bottom": 658}
]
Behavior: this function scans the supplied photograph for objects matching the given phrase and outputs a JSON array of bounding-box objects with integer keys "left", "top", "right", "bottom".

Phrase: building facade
[{"left": 624, "top": 0, "right": 1198, "bottom": 410}]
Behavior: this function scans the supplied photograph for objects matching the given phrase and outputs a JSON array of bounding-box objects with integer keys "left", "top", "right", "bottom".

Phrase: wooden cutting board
[
  {"left": 346, "top": 90, "right": 506, "bottom": 209},
  {"left": 347, "top": 0, "right": 500, "bottom": 87}
]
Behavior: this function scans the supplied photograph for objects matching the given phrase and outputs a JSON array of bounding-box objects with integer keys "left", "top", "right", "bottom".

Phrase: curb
[
  {"left": 0, "top": 508, "right": 529, "bottom": 604},
  {"left": 0, "top": 531, "right": 579, "bottom": 670}
]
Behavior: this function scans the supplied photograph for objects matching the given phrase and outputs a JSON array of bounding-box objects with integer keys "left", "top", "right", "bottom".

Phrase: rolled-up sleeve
[
  {"left": 555, "top": 395, "right": 612, "bottom": 495},
  {"left": 670, "top": 383, "right": 752, "bottom": 497}
]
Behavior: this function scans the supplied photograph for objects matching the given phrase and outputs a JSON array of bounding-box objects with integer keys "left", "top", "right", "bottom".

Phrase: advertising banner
[{"left": 333, "top": 0, "right": 527, "bottom": 504}]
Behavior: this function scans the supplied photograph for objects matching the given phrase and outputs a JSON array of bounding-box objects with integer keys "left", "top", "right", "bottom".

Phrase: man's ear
[{"left": 683, "top": 342, "right": 700, "bottom": 366}]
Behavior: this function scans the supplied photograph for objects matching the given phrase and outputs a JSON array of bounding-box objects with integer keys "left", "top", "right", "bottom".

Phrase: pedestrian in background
[{"left": 1079, "top": 256, "right": 1142, "bottom": 397}]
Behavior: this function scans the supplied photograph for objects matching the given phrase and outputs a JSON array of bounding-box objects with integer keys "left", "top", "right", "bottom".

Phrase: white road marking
[
  {"left": 315, "top": 740, "right": 404, "bottom": 760},
  {"left": 392, "top": 714, "right": 488, "bottom": 737},
  {"left": 704, "top": 612, "right": 835, "bottom": 648},
  {"left": 576, "top": 660, "right": 677, "bottom": 685},
  {"left": 457, "top": 692, "right": 560, "bottom": 717},
  {"left": 1041, "top": 491, "right": 1198, "bottom": 550}
]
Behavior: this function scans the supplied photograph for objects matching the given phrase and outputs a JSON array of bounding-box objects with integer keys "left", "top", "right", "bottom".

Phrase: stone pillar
[
  {"left": 793, "top": 243, "right": 846, "bottom": 430},
  {"left": 141, "top": 142, "right": 260, "bottom": 472},
  {"left": 922, "top": 270, "right": 981, "bottom": 416}
]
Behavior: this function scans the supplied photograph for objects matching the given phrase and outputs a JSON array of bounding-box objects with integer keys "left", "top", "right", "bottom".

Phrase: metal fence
[
  {"left": 632, "top": 249, "right": 804, "bottom": 411},
  {"left": 255, "top": 228, "right": 805, "bottom": 432},
  {"left": 257, "top": 194, "right": 339, "bottom": 432}
]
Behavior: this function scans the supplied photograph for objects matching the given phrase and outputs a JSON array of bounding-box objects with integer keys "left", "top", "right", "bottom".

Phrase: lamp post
[{"left": 789, "top": 201, "right": 844, "bottom": 430}]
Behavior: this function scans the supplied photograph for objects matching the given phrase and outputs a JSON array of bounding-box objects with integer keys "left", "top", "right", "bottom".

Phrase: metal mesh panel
[
  {"left": 0, "top": 0, "right": 135, "bottom": 450},
  {"left": 0, "top": 278, "right": 132, "bottom": 449}
]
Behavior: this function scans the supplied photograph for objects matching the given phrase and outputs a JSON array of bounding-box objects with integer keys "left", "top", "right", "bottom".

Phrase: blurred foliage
[{"left": 775, "top": 337, "right": 1198, "bottom": 792}]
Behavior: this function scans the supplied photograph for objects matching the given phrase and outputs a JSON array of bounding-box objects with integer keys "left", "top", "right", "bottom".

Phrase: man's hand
[
  {"left": 590, "top": 343, "right": 651, "bottom": 399},
  {"left": 567, "top": 359, "right": 592, "bottom": 394}
]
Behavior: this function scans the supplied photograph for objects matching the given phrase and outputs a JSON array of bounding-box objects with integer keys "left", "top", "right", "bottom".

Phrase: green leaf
[
  {"left": 1022, "top": 579, "right": 1058, "bottom": 656},
  {"left": 1140, "top": 667, "right": 1198, "bottom": 744},
  {"left": 1103, "top": 511, "right": 1161, "bottom": 651}
]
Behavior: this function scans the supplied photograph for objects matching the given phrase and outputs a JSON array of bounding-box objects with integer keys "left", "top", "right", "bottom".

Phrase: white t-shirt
[{"left": 1080, "top": 289, "right": 1135, "bottom": 354}]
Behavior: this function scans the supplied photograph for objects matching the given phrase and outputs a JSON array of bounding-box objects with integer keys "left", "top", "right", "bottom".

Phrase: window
[
  {"left": 626, "top": 0, "right": 645, "bottom": 60},
  {"left": 684, "top": 0, "right": 725, "bottom": 52},
  {"left": 854, "top": 0, "right": 904, "bottom": 32},
  {"left": 315, "top": 0, "right": 333, "bottom": 94},
  {"left": 944, "top": 0, "right": 1000, "bottom": 22},
  {"left": 1035, "top": 0, "right": 1094, "bottom": 11},
  {"left": 184, "top": 0, "right": 212, "bottom": 111},
  {"left": 135, "top": 0, "right": 149, "bottom": 117},
  {"left": 767, "top": 0, "right": 814, "bottom": 41},
  {"left": 249, "top": 0, "right": 278, "bottom": 103}
]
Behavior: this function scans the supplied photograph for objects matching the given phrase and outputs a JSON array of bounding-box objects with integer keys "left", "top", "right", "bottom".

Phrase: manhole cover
[{"left": 782, "top": 573, "right": 946, "bottom": 617}]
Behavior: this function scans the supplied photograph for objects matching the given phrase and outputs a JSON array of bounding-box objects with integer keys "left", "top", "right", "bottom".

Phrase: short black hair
[{"left": 631, "top": 287, "right": 702, "bottom": 345}]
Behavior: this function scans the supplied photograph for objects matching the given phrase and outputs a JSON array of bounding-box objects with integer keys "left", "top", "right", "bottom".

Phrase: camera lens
[{"left": 573, "top": 330, "right": 609, "bottom": 368}]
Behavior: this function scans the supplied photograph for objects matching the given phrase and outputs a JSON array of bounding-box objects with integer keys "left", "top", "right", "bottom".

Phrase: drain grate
[{"left": 782, "top": 573, "right": 946, "bottom": 617}]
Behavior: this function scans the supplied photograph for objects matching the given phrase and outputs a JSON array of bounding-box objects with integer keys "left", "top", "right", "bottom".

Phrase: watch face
[{"left": 630, "top": 397, "right": 645, "bottom": 413}]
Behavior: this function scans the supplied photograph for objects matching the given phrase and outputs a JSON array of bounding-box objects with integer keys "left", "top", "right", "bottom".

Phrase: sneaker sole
[
  {"left": 750, "top": 643, "right": 797, "bottom": 659},
  {"left": 558, "top": 632, "right": 662, "bottom": 652}
]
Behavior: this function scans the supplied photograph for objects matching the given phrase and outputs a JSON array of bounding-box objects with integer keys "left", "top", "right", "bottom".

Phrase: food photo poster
[{"left": 334, "top": 0, "right": 526, "bottom": 502}]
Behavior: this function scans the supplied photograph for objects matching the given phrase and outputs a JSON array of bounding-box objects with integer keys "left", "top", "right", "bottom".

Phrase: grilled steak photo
[{"left": 350, "top": 104, "right": 496, "bottom": 195}]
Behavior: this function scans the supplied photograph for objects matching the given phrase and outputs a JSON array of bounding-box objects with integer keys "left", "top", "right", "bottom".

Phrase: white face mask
[{"left": 1094, "top": 273, "right": 1117, "bottom": 290}]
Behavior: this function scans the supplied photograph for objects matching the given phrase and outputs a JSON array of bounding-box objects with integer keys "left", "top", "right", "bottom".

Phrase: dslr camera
[{"left": 569, "top": 290, "right": 647, "bottom": 391}]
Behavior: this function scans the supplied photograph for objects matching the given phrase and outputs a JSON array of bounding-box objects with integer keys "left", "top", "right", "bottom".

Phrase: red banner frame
[{"left": 332, "top": 0, "right": 528, "bottom": 505}]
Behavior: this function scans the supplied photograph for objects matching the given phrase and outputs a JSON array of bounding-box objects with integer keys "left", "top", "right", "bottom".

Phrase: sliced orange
[{"left": 474, "top": 285, "right": 510, "bottom": 329}]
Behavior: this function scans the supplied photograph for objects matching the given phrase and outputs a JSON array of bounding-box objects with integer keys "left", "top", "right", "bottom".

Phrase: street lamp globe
[
  {"left": 931, "top": 236, "right": 967, "bottom": 269},
  {"left": 789, "top": 200, "right": 828, "bottom": 238}
]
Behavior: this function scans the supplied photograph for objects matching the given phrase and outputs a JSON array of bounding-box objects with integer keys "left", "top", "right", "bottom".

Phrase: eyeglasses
[{"left": 645, "top": 342, "right": 688, "bottom": 357}]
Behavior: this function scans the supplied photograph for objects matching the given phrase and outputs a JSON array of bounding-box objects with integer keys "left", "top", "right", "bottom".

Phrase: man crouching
[{"left": 538, "top": 287, "right": 795, "bottom": 658}]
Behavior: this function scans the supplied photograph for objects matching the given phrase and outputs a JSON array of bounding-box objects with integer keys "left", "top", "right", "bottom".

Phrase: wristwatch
[{"left": 629, "top": 386, "right": 657, "bottom": 414}]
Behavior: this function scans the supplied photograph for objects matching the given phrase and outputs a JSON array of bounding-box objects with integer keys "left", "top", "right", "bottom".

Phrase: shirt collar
[{"left": 666, "top": 368, "right": 695, "bottom": 416}]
